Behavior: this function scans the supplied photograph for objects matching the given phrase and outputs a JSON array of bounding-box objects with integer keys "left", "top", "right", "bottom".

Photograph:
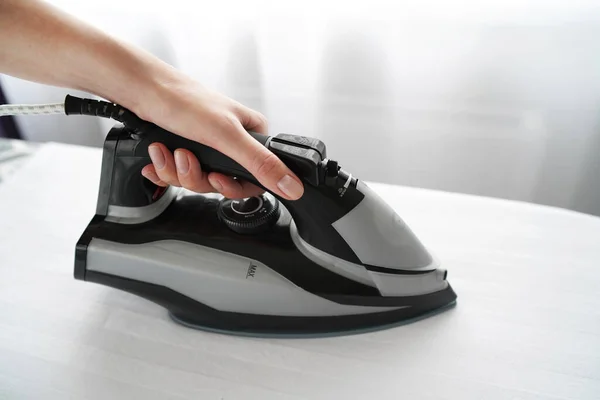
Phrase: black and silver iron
[{"left": 6, "top": 95, "right": 458, "bottom": 337}]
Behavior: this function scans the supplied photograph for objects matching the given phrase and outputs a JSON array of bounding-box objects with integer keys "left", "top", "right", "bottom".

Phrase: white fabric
[{"left": 0, "top": 143, "right": 599, "bottom": 399}]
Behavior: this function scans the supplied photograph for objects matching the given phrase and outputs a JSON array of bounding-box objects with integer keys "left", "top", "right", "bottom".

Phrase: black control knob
[{"left": 218, "top": 194, "right": 280, "bottom": 234}]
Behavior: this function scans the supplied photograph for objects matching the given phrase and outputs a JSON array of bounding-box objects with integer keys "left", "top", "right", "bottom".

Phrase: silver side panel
[
  {"left": 370, "top": 270, "right": 448, "bottom": 296},
  {"left": 86, "top": 238, "right": 400, "bottom": 316},
  {"left": 290, "top": 222, "right": 447, "bottom": 296},
  {"left": 105, "top": 186, "right": 180, "bottom": 225},
  {"left": 332, "top": 181, "right": 435, "bottom": 270}
]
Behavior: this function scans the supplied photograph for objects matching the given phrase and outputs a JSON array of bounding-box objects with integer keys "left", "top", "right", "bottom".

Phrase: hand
[
  {"left": 136, "top": 78, "right": 304, "bottom": 200},
  {"left": 0, "top": 1, "right": 304, "bottom": 200}
]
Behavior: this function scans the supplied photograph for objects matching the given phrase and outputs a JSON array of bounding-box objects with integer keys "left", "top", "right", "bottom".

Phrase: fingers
[
  {"left": 143, "top": 144, "right": 264, "bottom": 199},
  {"left": 148, "top": 143, "right": 180, "bottom": 187},
  {"left": 173, "top": 149, "right": 215, "bottom": 193},
  {"left": 146, "top": 143, "right": 214, "bottom": 193},
  {"left": 233, "top": 132, "right": 304, "bottom": 200},
  {"left": 211, "top": 118, "right": 304, "bottom": 200},
  {"left": 232, "top": 106, "right": 303, "bottom": 199},
  {"left": 141, "top": 164, "right": 167, "bottom": 187},
  {"left": 143, "top": 102, "right": 304, "bottom": 200}
]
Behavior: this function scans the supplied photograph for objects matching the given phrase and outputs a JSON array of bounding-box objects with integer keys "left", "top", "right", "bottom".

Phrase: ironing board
[
  {"left": 0, "top": 139, "right": 38, "bottom": 182},
  {"left": 0, "top": 140, "right": 598, "bottom": 400}
]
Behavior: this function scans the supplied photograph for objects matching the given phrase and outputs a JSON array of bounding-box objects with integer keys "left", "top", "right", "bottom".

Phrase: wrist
[
  {"left": 80, "top": 36, "right": 182, "bottom": 122},
  {"left": 117, "top": 57, "right": 190, "bottom": 127}
]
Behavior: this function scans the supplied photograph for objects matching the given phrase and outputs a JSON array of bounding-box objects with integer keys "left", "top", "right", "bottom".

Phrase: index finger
[{"left": 211, "top": 120, "right": 304, "bottom": 201}]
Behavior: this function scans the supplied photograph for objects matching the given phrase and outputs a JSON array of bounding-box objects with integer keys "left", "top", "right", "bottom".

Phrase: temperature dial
[{"left": 218, "top": 194, "right": 280, "bottom": 234}]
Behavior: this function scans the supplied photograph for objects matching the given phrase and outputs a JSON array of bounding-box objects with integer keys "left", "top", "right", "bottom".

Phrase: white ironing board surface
[{"left": 0, "top": 142, "right": 598, "bottom": 400}]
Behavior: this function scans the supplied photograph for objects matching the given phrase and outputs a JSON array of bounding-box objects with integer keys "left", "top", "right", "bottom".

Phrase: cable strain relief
[
  {"left": 64, "top": 94, "right": 84, "bottom": 116},
  {"left": 64, "top": 95, "right": 152, "bottom": 133}
]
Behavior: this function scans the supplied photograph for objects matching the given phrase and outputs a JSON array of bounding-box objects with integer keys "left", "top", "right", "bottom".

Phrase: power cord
[
  {"left": 0, "top": 102, "right": 64, "bottom": 116},
  {"left": 0, "top": 95, "right": 152, "bottom": 134}
]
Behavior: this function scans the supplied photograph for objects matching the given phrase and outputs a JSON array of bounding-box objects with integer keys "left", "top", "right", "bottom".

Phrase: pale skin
[{"left": 0, "top": 0, "right": 305, "bottom": 200}]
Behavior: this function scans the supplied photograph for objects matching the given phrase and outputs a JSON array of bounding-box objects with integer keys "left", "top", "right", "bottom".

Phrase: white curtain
[{"left": 3, "top": 0, "right": 600, "bottom": 215}]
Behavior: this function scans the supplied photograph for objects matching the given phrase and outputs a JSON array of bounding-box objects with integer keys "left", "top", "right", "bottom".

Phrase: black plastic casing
[{"left": 90, "top": 124, "right": 366, "bottom": 264}]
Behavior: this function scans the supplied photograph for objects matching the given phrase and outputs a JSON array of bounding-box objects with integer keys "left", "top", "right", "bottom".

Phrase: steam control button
[
  {"left": 269, "top": 141, "right": 321, "bottom": 185},
  {"left": 273, "top": 134, "right": 327, "bottom": 158},
  {"left": 231, "top": 196, "right": 263, "bottom": 215},
  {"left": 218, "top": 194, "right": 280, "bottom": 234}
]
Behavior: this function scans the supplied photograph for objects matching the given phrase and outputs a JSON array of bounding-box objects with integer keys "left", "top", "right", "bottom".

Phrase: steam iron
[{"left": 64, "top": 96, "right": 457, "bottom": 337}]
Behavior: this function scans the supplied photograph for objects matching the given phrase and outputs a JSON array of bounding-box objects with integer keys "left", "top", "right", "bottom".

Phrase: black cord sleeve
[{"left": 64, "top": 95, "right": 154, "bottom": 134}]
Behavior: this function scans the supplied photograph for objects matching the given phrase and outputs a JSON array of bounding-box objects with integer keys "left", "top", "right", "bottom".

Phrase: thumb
[{"left": 214, "top": 121, "right": 304, "bottom": 200}]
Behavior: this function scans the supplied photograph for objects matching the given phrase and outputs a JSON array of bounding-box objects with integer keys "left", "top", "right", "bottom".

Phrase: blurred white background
[{"left": 2, "top": 0, "right": 600, "bottom": 215}]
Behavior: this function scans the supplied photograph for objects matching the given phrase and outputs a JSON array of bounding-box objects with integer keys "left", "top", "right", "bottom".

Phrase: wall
[{"left": 3, "top": 0, "right": 600, "bottom": 215}]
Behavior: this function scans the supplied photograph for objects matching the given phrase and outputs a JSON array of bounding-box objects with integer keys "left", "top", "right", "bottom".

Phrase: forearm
[
  {"left": 0, "top": 0, "right": 305, "bottom": 200},
  {"left": 0, "top": 0, "right": 178, "bottom": 116}
]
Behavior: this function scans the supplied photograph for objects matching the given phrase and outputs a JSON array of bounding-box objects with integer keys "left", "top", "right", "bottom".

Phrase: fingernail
[
  {"left": 174, "top": 150, "right": 189, "bottom": 174},
  {"left": 148, "top": 145, "right": 165, "bottom": 169},
  {"left": 277, "top": 175, "right": 303, "bottom": 199}
]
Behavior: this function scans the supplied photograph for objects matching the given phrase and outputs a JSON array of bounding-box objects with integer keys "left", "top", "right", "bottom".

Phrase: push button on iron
[
  {"left": 269, "top": 141, "right": 321, "bottom": 185},
  {"left": 274, "top": 134, "right": 327, "bottom": 159}
]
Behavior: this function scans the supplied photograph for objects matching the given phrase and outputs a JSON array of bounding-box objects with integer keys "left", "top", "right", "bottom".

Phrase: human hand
[
  {"left": 136, "top": 78, "right": 304, "bottom": 200},
  {"left": 0, "top": 1, "right": 303, "bottom": 200}
]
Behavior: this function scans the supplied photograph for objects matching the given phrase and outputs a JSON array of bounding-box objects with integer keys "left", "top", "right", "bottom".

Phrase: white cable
[{"left": 0, "top": 103, "right": 64, "bottom": 117}]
